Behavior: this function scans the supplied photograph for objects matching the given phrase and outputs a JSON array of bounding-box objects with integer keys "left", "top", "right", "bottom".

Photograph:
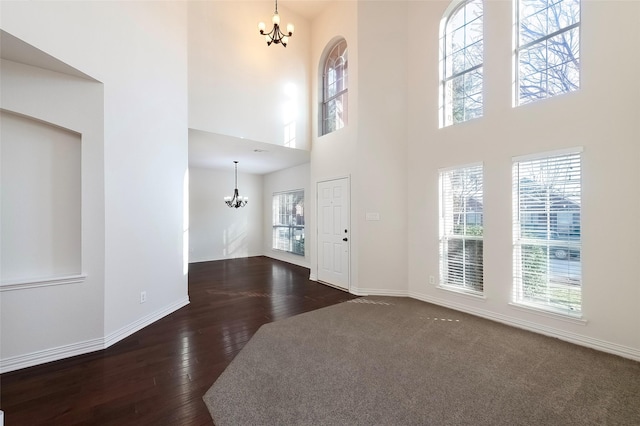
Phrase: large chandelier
[
  {"left": 224, "top": 161, "right": 248, "bottom": 208},
  {"left": 258, "top": 0, "right": 294, "bottom": 47}
]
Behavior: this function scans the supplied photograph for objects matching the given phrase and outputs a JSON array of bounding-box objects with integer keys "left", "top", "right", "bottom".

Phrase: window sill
[
  {"left": 437, "top": 285, "right": 486, "bottom": 300},
  {"left": 0, "top": 274, "right": 86, "bottom": 292},
  {"left": 271, "top": 248, "right": 305, "bottom": 257},
  {"left": 509, "top": 302, "right": 587, "bottom": 325}
]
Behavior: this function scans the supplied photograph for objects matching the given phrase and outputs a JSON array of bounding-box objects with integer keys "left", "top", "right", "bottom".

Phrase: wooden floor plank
[{"left": 0, "top": 256, "right": 356, "bottom": 425}]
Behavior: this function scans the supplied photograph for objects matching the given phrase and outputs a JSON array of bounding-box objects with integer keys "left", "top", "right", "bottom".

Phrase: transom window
[
  {"left": 321, "top": 39, "right": 348, "bottom": 135},
  {"left": 516, "top": 0, "right": 581, "bottom": 105},
  {"left": 513, "top": 150, "right": 582, "bottom": 316},
  {"left": 439, "top": 164, "right": 484, "bottom": 294},
  {"left": 272, "top": 190, "right": 305, "bottom": 256},
  {"left": 440, "top": 0, "right": 484, "bottom": 128}
]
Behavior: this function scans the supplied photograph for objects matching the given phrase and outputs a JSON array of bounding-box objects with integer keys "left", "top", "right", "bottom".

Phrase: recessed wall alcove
[{"left": 0, "top": 30, "right": 106, "bottom": 371}]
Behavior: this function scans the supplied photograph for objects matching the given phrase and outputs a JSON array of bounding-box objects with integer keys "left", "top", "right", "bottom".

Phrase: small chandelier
[
  {"left": 258, "top": 0, "right": 294, "bottom": 47},
  {"left": 224, "top": 161, "right": 248, "bottom": 208}
]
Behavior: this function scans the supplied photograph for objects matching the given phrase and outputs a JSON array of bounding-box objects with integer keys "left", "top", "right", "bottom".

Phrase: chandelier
[
  {"left": 224, "top": 161, "right": 248, "bottom": 208},
  {"left": 258, "top": 0, "right": 294, "bottom": 47}
]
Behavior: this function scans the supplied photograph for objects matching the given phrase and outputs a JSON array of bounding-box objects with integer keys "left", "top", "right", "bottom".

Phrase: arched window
[
  {"left": 516, "top": 0, "right": 580, "bottom": 105},
  {"left": 440, "top": 0, "right": 484, "bottom": 128},
  {"left": 321, "top": 39, "right": 348, "bottom": 135}
]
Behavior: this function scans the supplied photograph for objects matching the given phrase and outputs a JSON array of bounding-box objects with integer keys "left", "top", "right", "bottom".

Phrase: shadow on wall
[{"left": 223, "top": 222, "right": 248, "bottom": 258}]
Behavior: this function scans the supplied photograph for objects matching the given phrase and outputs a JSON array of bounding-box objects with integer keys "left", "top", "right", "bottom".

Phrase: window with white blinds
[
  {"left": 513, "top": 150, "right": 582, "bottom": 316},
  {"left": 272, "top": 190, "right": 305, "bottom": 256},
  {"left": 439, "top": 164, "right": 484, "bottom": 294}
]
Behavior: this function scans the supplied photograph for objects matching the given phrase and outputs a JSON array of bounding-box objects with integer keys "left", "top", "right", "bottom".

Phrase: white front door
[{"left": 317, "top": 177, "right": 350, "bottom": 290}]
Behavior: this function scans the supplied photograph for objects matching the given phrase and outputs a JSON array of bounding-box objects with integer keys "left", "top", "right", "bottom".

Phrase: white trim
[
  {"left": 512, "top": 146, "right": 583, "bottom": 162},
  {"left": 272, "top": 188, "right": 304, "bottom": 196},
  {"left": 0, "top": 336, "right": 103, "bottom": 374},
  {"left": 409, "top": 291, "right": 640, "bottom": 362},
  {"left": 438, "top": 160, "right": 483, "bottom": 174},
  {"left": 104, "top": 297, "right": 190, "bottom": 348},
  {"left": 0, "top": 274, "right": 86, "bottom": 292},
  {"left": 309, "top": 273, "right": 318, "bottom": 281},
  {"left": 509, "top": 301, "right": 586, "bottom": 325},
  {"left": 352, "top": 287, "right": 408, "bottom": 297},
  {"left": 0, "top": 297, "right": 190, "bottom": 374},
  {"left": 437, "top": 285, "right": 487, "bottom": 300}
]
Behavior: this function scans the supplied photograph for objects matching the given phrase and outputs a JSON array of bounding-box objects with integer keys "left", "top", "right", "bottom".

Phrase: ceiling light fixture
[
  {"left": 258, "top": 0, "right": 294, "bottom": 47},
  {"left": 224, "top": 161, "right": 248, "bottom": 208}
]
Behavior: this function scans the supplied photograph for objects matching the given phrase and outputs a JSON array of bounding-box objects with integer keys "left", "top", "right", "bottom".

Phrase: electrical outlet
[
  {"left": 429, "top": 275, "right": 435, "bottom": 285},
  {"left": 140, "top": 291, "right": 147, "bottom": 304}
]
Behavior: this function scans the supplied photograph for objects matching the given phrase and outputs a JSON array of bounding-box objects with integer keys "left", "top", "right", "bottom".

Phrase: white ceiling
[{"left": 188, "top": 129, "right": 310, "bottom": 175}]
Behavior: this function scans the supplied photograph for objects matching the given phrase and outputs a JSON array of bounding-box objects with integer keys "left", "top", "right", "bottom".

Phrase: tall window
[
  {"left": 516, "top": 0, "right": 581, "bottom": 105},
  {"left": 513, "top": 150, "right": 582, "bottom": 316},
  {"left": 273, "top": 190, "right": 305, "bottom": 256},
  {"left": 440, "top": 0, "right": 483, "bottom": 128},
  {"left": 439, "top": 164, "right": 484, "bottom": 294},
  {"left": 322, "top": 39, "right": 348, "bottom": 135}
]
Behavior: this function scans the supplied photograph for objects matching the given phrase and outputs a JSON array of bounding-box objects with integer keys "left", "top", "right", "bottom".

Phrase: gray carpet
[{"left": 203, "top": 297, "right": 640, "bottom": 425}]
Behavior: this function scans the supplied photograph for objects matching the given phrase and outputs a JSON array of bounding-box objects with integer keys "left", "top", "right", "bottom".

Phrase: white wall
[
  {"left": 1, "top": 111, "right": 81, "bottom": 281},
  {"left": 354, "top": 1, "right": 408, "bottom": 296},
  {"left": 188, "top": 1, "right": 311, "bottom": 150},
  {"left": 406, "top": 0, "right": 640, "bottom": 359},
  {"left": 263, "top": 163, "right": 311, "bottom": 268},
  {"left": 1, "top": 1, "right": 189, "bottom": 369},
  {"left": 309, "top": 1, "right": 359, "bottom": 285},
  {"left": 189, "top": 167, "right": 263, "bottom": 262},
  {"left": 309, "top": 1, "right": 409, "bottom": 296}
]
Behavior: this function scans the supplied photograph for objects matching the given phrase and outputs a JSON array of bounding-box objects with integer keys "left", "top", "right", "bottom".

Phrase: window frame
[
  {"left": 439, "top": 0, "right": 484, "bottom": 128},
  {"left": 321, "top": 38, "right": 348, "bottom": 136},
  {"left": 512, "top": 148, "right": 583, "bottom": 317},
  {"left": 514, "top": 0, "right": 581, "bottom": 106},
  {"left": 439, "top": 162, "right": 485, "bottom": 295},
  {"left": 272, "top": 189, "right": 305, "bottom": 256}
]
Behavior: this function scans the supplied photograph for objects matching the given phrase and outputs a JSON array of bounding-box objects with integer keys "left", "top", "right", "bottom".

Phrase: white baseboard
[
  {"left": 0, "top": 297, "right": 190, "bottom": 374},
  {"left": 324, "top": 285, "right": 640, "bottom": 362},
  {"left": 0, "top": 336, "right": 104, "bottom": 374},
  {"left": 309, "top": 273, "right": 317, "bottom": 281},
  {"left": 352, "top": 287, "right": 408, "bottom": 297},
  {"left": 104, "top": 297, "right": 190, "bottom": 348},
  {"left": 409, "top": 291, "right": 640, "bottom": 362}
]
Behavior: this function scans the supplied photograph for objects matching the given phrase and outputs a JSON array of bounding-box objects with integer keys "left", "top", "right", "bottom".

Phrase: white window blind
[
  {"left": 439, "top": 164, "right": 484, "bottom": 294},
  {"left": 513, "top": 151, "right": 582, "bottom": 315},
  {"left": 272, "top": 190, "right": 305, "bottom": 256}
]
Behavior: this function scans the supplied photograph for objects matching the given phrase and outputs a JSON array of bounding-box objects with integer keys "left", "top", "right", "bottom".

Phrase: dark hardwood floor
[{"left": 0, "top": 257, "right": 356, "bottom": 425}]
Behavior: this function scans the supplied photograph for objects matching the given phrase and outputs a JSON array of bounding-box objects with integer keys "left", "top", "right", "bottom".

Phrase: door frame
[{"left": 316, "top": 175, "right": 351, "bottom": 292}]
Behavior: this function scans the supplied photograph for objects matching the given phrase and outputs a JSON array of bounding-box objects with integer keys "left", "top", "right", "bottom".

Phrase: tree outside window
[
  {"left": 516, "top": 0, "right": 580, "bottom": 105},
  {"left": 440, "top": 0, "right": 484, "bottom": 127},
  {"left": 322, "top": 39, "right": 348, "bottom": 135}
]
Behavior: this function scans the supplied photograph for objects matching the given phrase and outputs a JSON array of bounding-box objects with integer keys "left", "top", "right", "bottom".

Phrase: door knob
[{"left": 343, "top": 237, "right": 348, "bottom": 242}]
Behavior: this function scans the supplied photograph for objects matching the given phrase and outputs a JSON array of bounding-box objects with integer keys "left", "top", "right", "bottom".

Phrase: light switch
[{"left": 366, "top": 212, "right": 380, "bottom": 221}]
